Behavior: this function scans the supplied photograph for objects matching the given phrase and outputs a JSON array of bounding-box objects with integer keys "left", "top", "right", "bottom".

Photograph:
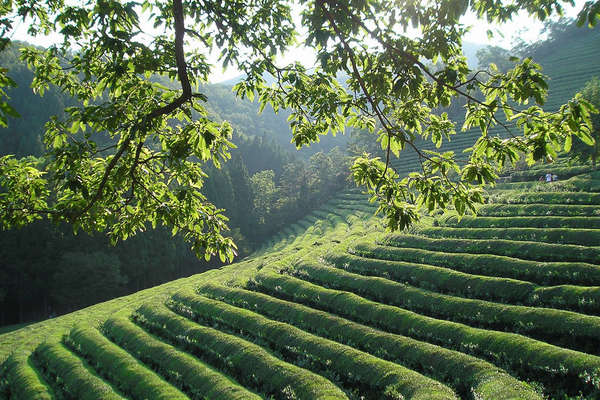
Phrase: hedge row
[
  {"left": 0, "top": 351, "right": 53, "bottom": 400},
  {"left": 569, "top": 174, "right": 600, "bottom": 192},
  {"left": 252, "top": 271, "right": 600, "bottom": 393},
  {"left": 66, "top": 326, "right": 188, "bottom": 400},
  {"left": 171, "top": 291, "right": 458, "bottom": 400},
  {"left": 328, "top": 252, "right": 600, "bottom": 315},
  {"left": 353, "top": 242, "right": 600, "bottom": 286},
  {"left": 419, "top": 226, "right": 600, "bottom": 247},
  {"left": 477, "top": 203, "right": 600, "bottom": 217},
  {"left": 440, "top": 215, "right": 600, "bottom": 229},
  {"left": 492, "top": 181, "right": 576, "bottom": 191},
  {"left": 34, "top": 342, "right": 124, "bottom": 400},
  {"left": 133, "top": 303, "right": 348, "bottom": 400},
  {"left": 291, "top": 261, "right": 600, "bottom": 351},
  {"left": 507, "top": 166, "right": 592, "bottom": 182},
  {"left": 103, "top": 316, "right": 260, "bottom": 400},
  {"left": 198, "top": 283, "right": 541, "bottom": 400},
  {"left": 326, "top": 251, "right": 535, "bottom": 303},
  {"left": 494, "top": 174, "right": 600, "bottom": 192},
  {"left": 488, "top": 191, "right": 600, "bottom": 205},
  {"left": 382, "top": 234, "right": 600, "bottom": 264}
]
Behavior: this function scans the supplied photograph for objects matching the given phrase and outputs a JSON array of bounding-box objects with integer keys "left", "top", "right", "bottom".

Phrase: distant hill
[{"left": 390, "top": 23, "right": 600, "bottom": 174}]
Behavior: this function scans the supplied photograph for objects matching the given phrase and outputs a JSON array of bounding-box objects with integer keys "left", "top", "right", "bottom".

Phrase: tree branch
[{"left": 70, "top": 0, "right": 193, "bottom": 222}]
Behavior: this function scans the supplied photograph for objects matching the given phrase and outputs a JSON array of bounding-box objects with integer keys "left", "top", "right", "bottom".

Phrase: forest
[{"left": 0, "top": 42, "right": 351, "bottom": 325}]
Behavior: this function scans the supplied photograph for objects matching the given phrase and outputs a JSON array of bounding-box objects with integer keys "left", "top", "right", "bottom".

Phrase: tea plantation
[{"left": 0, "top": 167, "right": 599, "bottom": 399}]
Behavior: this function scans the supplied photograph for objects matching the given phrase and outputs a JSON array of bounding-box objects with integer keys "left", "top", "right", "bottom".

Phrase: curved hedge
[
  {"left": 1, "top": 351, "right": 54, "bottom": 400},
  {"left": 103, "top": 317, "right": 260, "bottom": 400},
  {"left": 67, "top": 326, "right": 188, "bottom": 400},
  {"left": 488, "top": 191, "right": 600, "bottom": 205},
  {"left": 291, "top": 261, "right": 600, "bottom": 350},
  {"left": 172, "top": 291, "right": 458, "bottom": 400},
  {"left": 477, "top": 204, "right": 600, "bottom": 217},
  {"left": 419, "top": 227, "right": 600, "bottom": 246},
  {"left": 440, "top": 215, "right": 600, "bottom": 229},
  {"left": 381, "top": 234, "right": 600, "bottom": 264},
  {"left": 134, "top": 303, "right": 348, "bottom": 400},
  {"left": 326, "top": 252, "right": 600, "bottom": 314},
  {"left": 34, "top": 342, "right": 124, "bottom": 400},
  {"left": 507, "top": 166, "right": 592, "bottom": 182},
  {"left": 198, "top": 283, "right": 542, "bottom": 400},
  {"left": 353, "top": 242, "right": 600, "bottom": 286},
  {"left": 325, "top": 251, "right": 536, "bottom": 303},
  {"left": 253, "top": 271, "right": 600, "bottom": 393}
]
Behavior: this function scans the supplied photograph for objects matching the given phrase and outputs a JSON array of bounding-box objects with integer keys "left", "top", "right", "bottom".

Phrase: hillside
[
  {"left": 2, "top": 18, "right": 600, "bottom": 400},
  {"left": 1, "top": 167, "right": 600, "bottom": 399},
  {"left": 390, "top": 23, "right": 600, "bottom": 176}
]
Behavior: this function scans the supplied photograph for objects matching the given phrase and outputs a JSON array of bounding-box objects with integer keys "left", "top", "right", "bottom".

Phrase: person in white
[{"left": 546, "top": 173, "right": 552, "bottom": 182}]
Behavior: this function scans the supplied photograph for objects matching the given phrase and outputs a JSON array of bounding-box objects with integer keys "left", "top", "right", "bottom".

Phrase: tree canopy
[
  {"left": 0, "top": 0, "right": 599, "bottom": 261},
  {"left": 570, "top": 77, "right": 600, "bottom": 166}
]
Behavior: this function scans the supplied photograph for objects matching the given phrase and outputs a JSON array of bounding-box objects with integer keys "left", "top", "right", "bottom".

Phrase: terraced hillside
[{"left": 1, "top": 168, "right": 599, "bottom": 400}]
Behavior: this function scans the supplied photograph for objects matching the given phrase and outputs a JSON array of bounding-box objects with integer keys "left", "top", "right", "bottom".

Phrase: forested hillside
[{"left": 0, "top": 43, "right": 351, "bottom": 326}]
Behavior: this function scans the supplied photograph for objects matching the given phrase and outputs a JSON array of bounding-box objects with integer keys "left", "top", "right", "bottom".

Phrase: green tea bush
[
  {"left": 488, "top": 191, "right": 600, "bottom": 205},
  {"left": 291, "top": 262, "right": 600, "bottom": 351},
  {"left": 326, "top": 251, "right": 536, "bottom": 303},
  {"left": 327, "top": 252, "right": 600, "bottom": 314},
  {"left": 569, "top": 174, "right": 600, "bottom": 192},
  {"left": 353, "top": 242, "right": 600, "bottom": 286},
  {"left": 34, "top": 342, "right": 124, "bottom": 400},
  {"left": 419, "top": 227, "right": 600, "bottom": 246},
  {"left": 382, "top": 234, "right": 600, "bottom": 264},
  {"left": 492, "top": 181, "right": 577, "bottom": 191},
  {"left": 134, "top": 303, "right": 348, "bottom": 400},
  {"left": 441, "top": 215, "right": 600, "bottom": 229},
  {"left": 1, "top": 351, "right": 54, "bottom": 400},
  {"left": 171, "top": 291, "right": 458, "bottom": 400},
  {"left": 253, "top": 271, "right": 600, "bottom": 394},
  {"left": 198, "top": 283, "right": 542, "bottom": 400},
  {"left": 103, "top": 316, "right": 260, "bottom": 400},
  {"left": 477, "top": 204, "right": 600, "bottom": 217},
  {"left": 508, "top": 166, "right": 592, "bottom": 182},
  {"left": 66, "top": 326, "right": 188, "bottom": 400}
]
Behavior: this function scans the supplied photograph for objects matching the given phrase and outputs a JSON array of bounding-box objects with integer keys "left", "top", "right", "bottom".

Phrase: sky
[{"left": 8, "top": 1, "right": 585, "bottom": 84}]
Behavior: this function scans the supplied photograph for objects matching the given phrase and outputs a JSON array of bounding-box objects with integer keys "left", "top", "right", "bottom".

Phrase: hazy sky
[{"left": 8, "top": 1, "right": 585, "bottom": 83}]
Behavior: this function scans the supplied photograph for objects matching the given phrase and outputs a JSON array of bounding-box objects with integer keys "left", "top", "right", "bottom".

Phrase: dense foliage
[
  {"left": 0, "top": 40, "right": 353, "bottom": 326},
  {"left": 571, "top": 77, "right": 600, "bottom": 166},
  {"left": 0, "top": 0, "right": 598, "bottom": 262}
]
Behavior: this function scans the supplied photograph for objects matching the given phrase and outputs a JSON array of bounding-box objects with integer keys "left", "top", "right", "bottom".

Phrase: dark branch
[{"left": 70, "top": 0, "right": 193, "bottom": 222}]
